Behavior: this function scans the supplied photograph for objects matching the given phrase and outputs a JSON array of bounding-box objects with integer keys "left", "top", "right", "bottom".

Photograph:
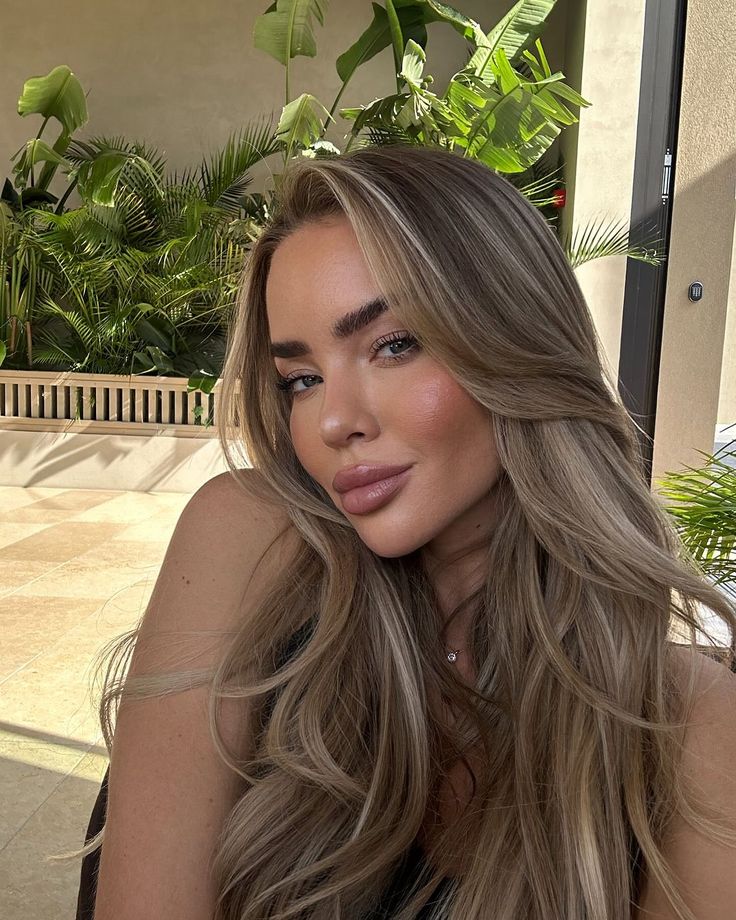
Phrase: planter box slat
[{"left": 0, "top": 369, "right": 222, "bottom": 438}]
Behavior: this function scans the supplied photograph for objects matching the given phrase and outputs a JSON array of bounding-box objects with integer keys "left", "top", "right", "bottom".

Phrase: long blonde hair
[{"left": 66, "top": 144, "right": 736, "bottom": 920}]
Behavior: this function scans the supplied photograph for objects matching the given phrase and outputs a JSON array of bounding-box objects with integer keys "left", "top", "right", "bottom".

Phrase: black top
[
  {"left": 370, "top": 840, "right": 454, "bottom": 918},
  {"left": 76, "top": 764, "right": 109, "bottom": 920}
]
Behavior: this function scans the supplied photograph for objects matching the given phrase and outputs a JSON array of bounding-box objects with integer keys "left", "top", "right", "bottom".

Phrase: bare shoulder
[
  {"left": 668, "top": 642, "right": 736, "bottom": 723},
  {"left": 634, "top": 646, "right": 736, "bottom": 918},
  {"left": 131, "top": 468, "right": 300, "bottom": 668},
  {"left": 191, "top": 468, "right": 303, "bottom": 615},
  {"left": 186, "top": 467, "right": 298, "bottom": 566},
  {"left": 93, "top": 468, "right": 301, "bottom": 920},
  {"left": 197, "top": 466, "right": 284, "bottom": 512},
  {"left": 666, "top": 643, "right": 736, "bottom": 766}
]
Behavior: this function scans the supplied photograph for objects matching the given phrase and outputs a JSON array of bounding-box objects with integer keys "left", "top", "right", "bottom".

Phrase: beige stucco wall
[
  {"left": 560, "top": 0, "right": 647, "bottom": 382},
  {"left": 1, "top": 1, "right": 569, "bottom": 187},
  {"left": 562, "top": 0, "right": 736, "bottom": 475},
  {"left": 653, "top": 0, "right": 736, "bottom": 481}
]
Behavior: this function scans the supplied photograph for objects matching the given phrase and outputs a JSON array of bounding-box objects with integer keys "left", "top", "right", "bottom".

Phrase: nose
[{"left": 317, "top": 370, "right": 379, "bottom": 448}]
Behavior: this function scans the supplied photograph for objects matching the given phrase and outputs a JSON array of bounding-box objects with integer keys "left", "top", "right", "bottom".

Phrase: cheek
[
  {"left": 289, "top": 412, "right": 312, "bottom": 465},
  {"left": 398, "top": 371, "right": 500, "bottom": 497},
  {"left": 288, "top": 410, "right": 326, "bottom": 483},
  {"left": 397, "top": 372, "right": 488, "bottom": 450}
]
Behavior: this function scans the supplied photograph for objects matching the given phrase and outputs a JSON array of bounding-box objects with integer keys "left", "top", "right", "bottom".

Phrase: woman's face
[{"left": 265, "top": 215, "right": 502, "bottom": 564}]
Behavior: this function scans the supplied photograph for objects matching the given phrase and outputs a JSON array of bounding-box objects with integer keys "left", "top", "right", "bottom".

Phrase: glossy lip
[
  {"left": 332, "top": 462, "right": 413, "bottom": 494},
  {"left": 337, "top": 468, "right": 412, "bottom": 515}
]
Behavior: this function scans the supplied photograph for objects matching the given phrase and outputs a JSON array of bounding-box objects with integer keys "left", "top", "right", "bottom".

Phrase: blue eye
[{"left": 274, "top": 331, "right": 420, "bottom": 397}]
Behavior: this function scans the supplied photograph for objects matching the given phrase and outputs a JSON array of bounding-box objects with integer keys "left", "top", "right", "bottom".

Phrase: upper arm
[
  {"left": 634, "top": 648, "right": 736, "bottom": 919},
  {"left": 93, "top": 470, "right": 297, "bottom": 920}
]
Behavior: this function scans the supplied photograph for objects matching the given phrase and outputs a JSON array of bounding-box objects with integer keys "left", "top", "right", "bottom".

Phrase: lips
[{"left": 332, "top": 463, "right": 413, "bottom": 494}]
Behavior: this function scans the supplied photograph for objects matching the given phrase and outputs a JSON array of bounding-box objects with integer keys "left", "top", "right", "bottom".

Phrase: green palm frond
[
  {"left": 103, "top": 189, "right": 160, "bottom": 246},
  {"left": 198, "top": 120, "right": 282, "bottom": 213},
  {"left": 159, "top": 181, "right": 202, "bottom": 234},
  {"left": 65, "top": 136, "right": 166, "bottom": 223},
  {"left": 36, "top": 244, "right": 113, "bottom": 315},
  {"left": 66, "top": 135, "right": 168, "bottom": 179},
  {"left": 117, "top": 154, "right": 166, "bottom": 210},
  {"left": 363, "top": 124, "right": 416, "bottom": 148},
  {"left": 31, "top": 341, "right": 78, "bottom": 368},
  {"left": 33, "top": 204, "right": 125, "bottom": 254},
  {"left": 656, "top": 441, "right": 736, "bottom": 595},
  {"left": 35, "top": 298, "right": 98, "bottom": 349},
  {"left": 65, "top": 135, "right": 131, "bottom": 163},
  {"left": 560, "top": 214, "right": 665, "bottom": 269},
  {"left": 511, "top": 160, "right": 565, "bottom": 208}
]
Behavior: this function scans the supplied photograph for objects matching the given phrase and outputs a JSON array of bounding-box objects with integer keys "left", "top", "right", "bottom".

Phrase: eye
[
  {"left": 370, "top": 332, "right": 418, "bottom": 361},
  {"left": 274, "top": 331, "right": 420, "bottom": 396}
]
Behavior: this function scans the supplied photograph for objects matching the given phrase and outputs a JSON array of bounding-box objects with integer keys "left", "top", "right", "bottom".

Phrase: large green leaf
[
  {"left": 400, "top": 38, "right": 426, "bottom": 88},
  {"left": 133, "top": 345, "right": 174, "bottom": 375},
  {"left": 136, "top": 312, "right": 175, "bottom": 351},
  {"left": 467, "top": 89, "right": 562, "bottom": 170},
  {"left": 187, "top": 371, "right": 218, "bottom": 394},
  {"left": 445, "top": 43, "right": 588, "bottom": 171},
  {"left": 17, "top": 65, "right": 88, "bottom": 135},
  {"left": 275, "top": 93, "right": 333, "bottom": 151},
  {"left": 335, "top": 1, "right": 488, "bottom": 88},
  {"left": 335, "top": 2, "right": 427, "bottom": 84},
  {"left": 415, "top": 0, "right": 489, "bottom": 44},
  {"left": 11, "top": 139, "right": 71, "bottom": 189},
  {"left": 466, "top": 0, "right": 558, "bottom": 80},
  {"left": 253, "top": 0, "right": 329, "bottom": 65},
  {"left": 67, "top": 140, "right": 165, "bottom": 212},
  {"left": 76, "top": 152, "right": 129, "bottom": 207}
]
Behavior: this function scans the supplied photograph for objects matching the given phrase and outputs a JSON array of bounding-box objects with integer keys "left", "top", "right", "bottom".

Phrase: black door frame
[{"left": 617, "top": 0, "right": 689, "bottom": 485}]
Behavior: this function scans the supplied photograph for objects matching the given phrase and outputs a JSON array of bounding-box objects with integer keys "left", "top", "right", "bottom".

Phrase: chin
[{"left": 350, "top": 522, "right": 427, "bottom": 559}]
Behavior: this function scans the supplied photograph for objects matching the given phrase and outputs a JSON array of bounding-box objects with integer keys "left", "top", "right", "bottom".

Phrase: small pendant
[{"left": 446, "top": 649, "right": 459, "bottom": 663}]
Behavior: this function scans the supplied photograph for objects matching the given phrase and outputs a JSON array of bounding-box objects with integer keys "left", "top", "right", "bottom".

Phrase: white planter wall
[{"left": 0, "top": 370, "right": 236, "bottom": 492}]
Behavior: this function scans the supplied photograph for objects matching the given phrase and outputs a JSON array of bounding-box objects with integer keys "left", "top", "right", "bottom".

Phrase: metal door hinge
[{"left": 661, "top": 149, "right": 673, "bottom": 205}]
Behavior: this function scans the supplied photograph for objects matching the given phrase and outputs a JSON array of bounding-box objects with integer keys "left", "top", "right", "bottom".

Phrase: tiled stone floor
[{"left": 0, "top": 485, "right": 192, "bottom": 919}]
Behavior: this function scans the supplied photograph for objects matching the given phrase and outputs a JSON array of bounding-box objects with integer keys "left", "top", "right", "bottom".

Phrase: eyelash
[{"left": 275, "top": 331, "right": 420, "bottom": 397}]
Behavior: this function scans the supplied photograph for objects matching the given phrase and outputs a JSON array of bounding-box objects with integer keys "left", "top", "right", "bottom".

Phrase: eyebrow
[{"left": 269, "top": 296, "right": 389, "bottom": 358}]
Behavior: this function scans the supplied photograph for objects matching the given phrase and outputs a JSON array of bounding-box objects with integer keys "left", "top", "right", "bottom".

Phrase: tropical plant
[
  {"left": 20, "top": 128, "right": 277, "bottom": 379},
  {"left": 1, "top": 67, "right": 280, "bottom": 381},
  {"left": 656, "top": 437, "right": 736, "bottom": 603},
  {"left": 255, "top": 0, "right": 665, "bottom": 269},
  {"left": 1, "top": 65, "right": 88, "bottom": 367},
  {"left": 0, "top": 202, "right": 55, "bottom": 367},
  {"left": 4, "top": 64, "right": 88, "bottom": 213}
]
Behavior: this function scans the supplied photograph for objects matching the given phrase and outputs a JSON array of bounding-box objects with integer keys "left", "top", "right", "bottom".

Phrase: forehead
[{"left": 265, "top": 217, "right": 381, "bottom": 329}]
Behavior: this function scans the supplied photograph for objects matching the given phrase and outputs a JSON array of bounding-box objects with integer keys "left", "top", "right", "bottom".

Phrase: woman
[{"left": 71, "top": 144, "right": 736, "bottom": 920}]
